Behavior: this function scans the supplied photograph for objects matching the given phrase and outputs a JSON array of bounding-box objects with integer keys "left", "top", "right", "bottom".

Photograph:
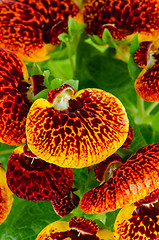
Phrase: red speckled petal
[
  {"left": 0, "top": 164, "right": 14, "bottom": 225},
  {"left": 26, "top": 85, "right": 129, "bottom": 168},
  {"left": 134, "top": 41, "right": 153, "bottom": 68},
  {"left": 0, "top": 48, "right": 28, "bottom": 83},
  {"left": 99, "top": 24, "right": 127, "bottom": 40},
  {"left": 15, "top": 0, "right": 80, "bottom": 30},
  {"left": 69, "top": 216, "right": 98, "bottom": 235},
  {"left": 52, "top": 189, "right": 79, "bottom": 217},
  {"left": 0, "top": 48, "right": 32, "bottom": 145},
  {"left": 135, "top": 63, "right": 159, "bottom": 102},
  {"left": 7, "top": 146, "right": 73, "bottom": 201},
  {"left": 121, "top": 126, "right": 134, "bottom": 149},
  {"left": 0, "top": 0, "right": 49, "bottom": 62},
  {"left": 94, "top": 153, "right": 124, "bottom": 182},
  {"left": 0, "top": 0, "right": 81, "bottom": 61},
  {"left": 35, "top": 218, "right": 113, "bottom": 240},
  {"left": 135, "top": 189, "right": 159, "bottom": 207},
  {"left": 0, "top": 48, "right": 33, "bottom": 145},
  {"left": 83, "top": 0, "right": 159, "bottom": 41},
  {"left": 114, "top": 204, "right": 159, "bottom": 240},
  {"left": 80, "top": 143, "right": 159, "bottom": 214},
  {"left": 49, "top": 20, "right": 68, "bottom": 45},
  {"left": 29, "top": 75, "right": 46, "bottom": 96},
  {"left": 0, "top": 87, "right": 29, "bottom": 145},
  {"left": 35, "top": 221, "right": 71, "bottom": 240}
]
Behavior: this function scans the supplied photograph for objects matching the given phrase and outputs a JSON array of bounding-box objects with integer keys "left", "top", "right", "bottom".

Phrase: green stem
[
  {"left": 145, "top": 102, "right": 159, "bottom": 116},
  {"left": 112, "top": 42, "right": 129, "bottom": 63},
  {"left": 66, "top": 40, "right": 75, "bottom": 74},
  {"left": 134, "top": 96, "right": 145, "bottom": 124},
  {"left": 137, "top": 95, "right": 145, "bottom": 116},
  {"left": 0, "top": 148, "right": 15, "bottom": 156},
  {"left": 49, "top": 61, "right": 69, "bottom": 81}
]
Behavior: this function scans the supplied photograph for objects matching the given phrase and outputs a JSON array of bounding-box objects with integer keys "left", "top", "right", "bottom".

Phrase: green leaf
[
  {"left": 128, "top": 33, "right": 142, "bottom": 80},
  {"left": 50, "top": 78, "right": 63, "bottom": 89},
  {"left": 73, "top": 168, "right": 89, "bottom": 197},
  {"left": 30, "top": 63, "right": 43, "bottom": 76},
  {"left": 105, "top": 209, "right": 120, "bottom": 231},
  {"left": 48, "top": 43, "right": 68, "bottom": 60},
  {"left": 0, "top": 196, "right": 60, "bottom": 240},
  {"left": 0, "top": 143, "right": 15, "bottom": 170},
  {"left": 116, "top": 148, "right": 133, "bottom": 161},
  {"left": 63, "top": 79, "right": 79, "bottom": 92},
  {"left": 58, "top": 33, "right": 70, "bottom": 44},
  {"left": 102, "top": 28, "right": 114, "bottom": 46},
  {"left": 129, "top": 33, "right": 140, "bottom": 55},
  {"left": 32, "top": 89, "right": 49, "bottom": 101},
  {"left": 84, "top": 212, "right": 106, "bottom": 228},
  {"left": 125, "top": 111, "right": 147, "bottom": 153},
  {"left": 139, "top": 123, "right": 159, "bottom": 144},
  {"left": 86, "top": 55, "right": 131, "bottom": 93},
  {"left": 88, "top": 29, "right": 114, "bottom": 46},
  {"left": 85, "top": 167, "right": 100, "bottom": 191},
  {"left": 45, "top": 58, "right": 73, "bottom": 80},
  {"left": 75, "top": 35, "right": 116, "bottom": 89},
  {"left": 152, "top": 112, "right": 159, "bottom": 132},
  {"left": 43, "top": 70, "right": 50, "bottom": 89},
  {"left": 89, "top": 34, "right": 105, "bottom": 46},
  {"left": 50, "top": 78, "right": 79, "bottom": 92},
  {"left": 68, "top": 17, "right": 85, "bottom": 38}
]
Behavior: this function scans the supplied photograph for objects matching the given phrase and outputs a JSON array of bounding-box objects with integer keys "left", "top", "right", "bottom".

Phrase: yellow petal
[
  {"left": 0, "top": 165, "right": 14, "bottom": 225},
  {"left": 26, "top": 85, "right": 129, "bottom": 168}
]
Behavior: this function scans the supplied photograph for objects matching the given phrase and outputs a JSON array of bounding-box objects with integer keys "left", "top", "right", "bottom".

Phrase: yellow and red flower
[{"left": 26, "top": 84, "right": 129, "bottom": 168}]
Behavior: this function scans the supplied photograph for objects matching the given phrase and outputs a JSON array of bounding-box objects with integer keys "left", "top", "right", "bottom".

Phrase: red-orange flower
[
  {"left": 134, "top": 40, "right": 159, "bottom": 102},
  {"left": 26, "top": 84, "right": 129, "bottom": 168},
  {"left": 81, "top": 143, "right": 159, "bottom": 214},
  {"left": 0, "top": 48, "right": 46, "bottom": 145},
  {"left": 35, "top": 216, "right": 114, "bottom": 239},
  {"left": 7, "top": 145, "right": 73, "bottom": 201},
  {"left": 0, "top": 0, "right": 82, "bottom": 62},
  {"left": 52, "top": 189, "right": 79, "bottom": 217},
  {"left": 114, "top": 203, "right": 159, "bottom": 239},
  {"left": 83, "top": 0, "right": 159, "bottom": 42}
]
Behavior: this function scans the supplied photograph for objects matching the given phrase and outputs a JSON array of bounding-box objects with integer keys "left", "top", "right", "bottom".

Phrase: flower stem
[
  {"left": 0, "top": 148, "right": 15, "bottom": 156},
  {"left": 134, "top": 96, "right": 145, "bottom": 124},
  {"left": 49, "top": 61, "right": 69, "bottom": 81},
  {"left": 66, "top": 40, "right": 75, "bottom": 74},
  {"left": 145, "top": 102, "right": 159, "bottom": 116},
  {"left": 137, "top": 95, "right": 145, "bottom": 116},
  {"left": 112, "top": 42, "right": 129, "bottom": 62}
]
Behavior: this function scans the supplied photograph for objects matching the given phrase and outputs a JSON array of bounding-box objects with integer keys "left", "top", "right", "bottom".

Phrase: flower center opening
[{"left": 52, "top": 88, "right": 74, "bottom": 111}]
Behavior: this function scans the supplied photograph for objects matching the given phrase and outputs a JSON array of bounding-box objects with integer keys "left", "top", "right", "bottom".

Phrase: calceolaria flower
[
  {"left": 83, "top": 0, "right": 159, "bottom": 42},
  {"left": 114, "top": 202, "right": 159, "bottom": 239},
  {"left": 81, "top": 143, "right": 159, "bottom": 214},
  {"left": 134, "top": 40, "right": 159, "bottom": 102},
  {"left": 0, "top": 48, "right": 45, "bottom": 145},
  {"left": 51, "top": 189, "right": 80, "bottom": 217},
  {"left": 36, "top": 216, "right": 114, "bottom": 240},
  {"left": 7, "top": 145, "right": 73, "bottom": 202},
  {"left": 0, "top": 0, "right": 82, "bottom": 62},
  {"left": 26, "top": 84, "right": 129, "bottom": 168}
]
